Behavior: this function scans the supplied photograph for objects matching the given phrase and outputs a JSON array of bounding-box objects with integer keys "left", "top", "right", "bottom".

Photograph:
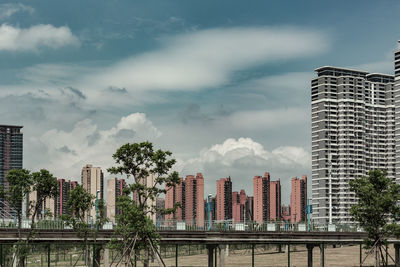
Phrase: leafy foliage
[
  {"left": 62, "top": 184, "right": 94, "bottom": 230},
  {"left": 29, "top": 169, "right": 58, "bottom": 223},
  {"left": 2, "top": 169, "right": 32, "bottom": 222},
  {"left": 350, "top": 170, "right": 400, "bottom": 265},
  {"left": 107, "top": 141, "right": 180, "bottom": 266}
]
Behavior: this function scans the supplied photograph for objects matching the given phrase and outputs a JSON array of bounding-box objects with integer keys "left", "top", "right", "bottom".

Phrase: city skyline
[{"left": 1, "top": 1, "right": 400, "bottom": 204}]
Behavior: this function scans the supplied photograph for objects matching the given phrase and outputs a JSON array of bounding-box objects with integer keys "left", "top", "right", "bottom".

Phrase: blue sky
[{"left": 1, "top": 0, "right": 400, "bottom": 203}]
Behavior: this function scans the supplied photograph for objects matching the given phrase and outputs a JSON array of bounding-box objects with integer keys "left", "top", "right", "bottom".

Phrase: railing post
[
  {"left": 214, "top": 247, "right": 217, "bottom": 267},
  {"left": 175, "top": 244, "right": 178, "bottom": 267},
  {"left": 306, "top": 244, "right": 314, "bottom": 267},
  {"left": 360, "top": 243, "right": 362, "bottom": 267},
  {"left": 287, "top": 244, "right": 290, "bottom": 267},
  {"left": 207, "top": 245, "right": 214, "bottom": 267},
  {"left": 47, "top": 244, "right": 50, "bottom": 267},
  {"left": 251, "top": 244, "right": 255, "bottom": 267},
  {"left": 320, "top": 243, "right": 324, "bottom": 267},
  {"left": 395, "top": 243, "right": 400, "bottom": 267}
]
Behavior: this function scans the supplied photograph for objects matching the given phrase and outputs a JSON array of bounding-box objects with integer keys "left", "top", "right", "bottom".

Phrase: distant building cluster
[{"left": 165, "top": 172, "right": 307, "bottom": 224}]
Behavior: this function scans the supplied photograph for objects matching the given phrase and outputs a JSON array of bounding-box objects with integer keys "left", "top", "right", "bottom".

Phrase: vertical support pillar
[
  {"left": 0, "top": 243, "right": 2, "bottom": 267},
  {"left": 395, "top": 244, "right": 400, "bottom": 267},
  {"left": 47, "top": 244, "right": 51, "bottom": 267},
  {"left": 287, "top": 244, "right": 290, "bottom": 267},
  {"left": 320, "top": 243, "right": 325, "bottom": 267},
  {"left": 175, "top": 244, "right": 178, "bottom": 267},
  {"left": 207, "top": 245, "right": 214, "bottom": 267},
  {"left": 104, "top": 248, "right": 109, "bottom": 267},
  {"left": 360, "top": 243, "right": 362, "bottom": 267},
  {"left": 219, "top": 245, "right": 226, "bottom": 267},
  {"left": 214, "top": 247, "right": 217, "bottom": 267},
  {"left": 252, "top": 244, "right": 255, "bottom": 267},
  {"left": 306, "top": 244, "right": 314, "bottom": 267},
  {"left": 92, "top": 244, "right": 96, "bottom": 267}
]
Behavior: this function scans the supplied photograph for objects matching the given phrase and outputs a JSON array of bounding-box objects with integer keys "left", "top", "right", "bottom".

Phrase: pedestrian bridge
[{"left": 0, "top": 229, "right": 399, "bottom": 267}]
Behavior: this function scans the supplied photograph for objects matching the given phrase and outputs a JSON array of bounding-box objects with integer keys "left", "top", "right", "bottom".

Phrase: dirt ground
[{"left": 154, "top": 244, "right": 396, "bottom": 267}]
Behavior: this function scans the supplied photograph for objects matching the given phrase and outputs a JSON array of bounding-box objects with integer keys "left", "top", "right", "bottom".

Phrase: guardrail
[
  {"left": 155, "top": 220, "right": 364, "bottom": 232},
  {"left": 0, "top": 218, "right": 363, "bottom": 233}
]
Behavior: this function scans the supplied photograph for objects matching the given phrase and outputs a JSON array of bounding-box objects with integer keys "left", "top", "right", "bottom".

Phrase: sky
[{"left": 1, "top": 0, "right": 400, "bottom": 204}]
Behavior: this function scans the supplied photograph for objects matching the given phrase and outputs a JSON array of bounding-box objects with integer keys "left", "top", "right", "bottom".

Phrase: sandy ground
[{"left": 155, "top": 244, "right": 396, "bottom": 267}]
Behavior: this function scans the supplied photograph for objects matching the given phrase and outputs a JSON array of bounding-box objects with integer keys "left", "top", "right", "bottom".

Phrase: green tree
[
  {"left": 107, "top": 142, "right": 180, "bottom": 267},
  {"left": 350, "top": 169, "right": 400, "bottom": 267},
  {"left": 62, "top": 184, "right": 95, "bottom": 266},
  {"left": 1, "top": 169, "right": 32, "bottom": 266},
  {"left": 2, "top": 169, "right": 32, "bottom": 237},
  {"left": 28, "top": 169, "right": 58, "bottom": 231}
]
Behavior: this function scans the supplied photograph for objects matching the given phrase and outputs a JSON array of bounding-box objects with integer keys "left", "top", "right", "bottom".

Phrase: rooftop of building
[
  {"left": 314, "top": 66, "right": 394, "bottom": 82},
  {"left": 0, "top": 125, "right": 23, "bottom": 129}
]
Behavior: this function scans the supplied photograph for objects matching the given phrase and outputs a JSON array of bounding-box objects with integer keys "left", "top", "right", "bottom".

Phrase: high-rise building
[
  {"left": 27, "top": 190, "right": 56, "bottom": 219},
  {"left": 205, "top": 196, "right": 216, "bottom": 222},
  {"left": 156, "top": 197, "right": 165, "bottom": 222},
  {"left": 246, "top": 196, "right": 254, "bottom": 221},
  {"left": 184, "top": 173, "right": 205, "bottom": 226},
  {"left": 216, "top": 177, "right": 232, "bottom": 221},
  {"left": 395, "top": 42, "right": 400, "bottom": 180},
  {"left": 0, "top": 125, "right": 23, "bottom": 213},
  {"left": 311, "top": 66, "right": 395, "bottom": 225},
  {"left": 232, "top": 189, "right": 248, "bottom": 222},
  {"left": 232, "top": 191, "right": 242, "bottom": 222},
  {"left": 56, "top": 179, "right": 77, "bottom": 217},
  {"left": 290, "top": 176, "right": 307, "bottom": 223},
  {"left": 165, "top": 174, "right": 204, "bottom": 225},
  {"left": 269, "top": 180, "right": 281, "bottom": 221},
  {"left": 253, "top": 173, "right": 270, "bottom": 223},
  {"left": 165, "top": 178, "right": 185, "bottom": 221},
  {"left": 81, "top": 164, "right": 104, "bottom": 221},
  {"left": 106, "top": 178, "right": 126, "bottom": 223}
]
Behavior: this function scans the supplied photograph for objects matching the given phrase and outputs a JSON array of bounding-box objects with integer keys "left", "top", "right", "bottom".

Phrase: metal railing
[{"left": 0, "top": 218, "right": 364, "bottom": 233}]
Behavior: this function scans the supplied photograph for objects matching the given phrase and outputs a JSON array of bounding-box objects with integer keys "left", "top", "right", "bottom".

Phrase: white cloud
[
  {"left": 180, "top": 137, "right": 311, "bottom": 200},
  {"left": 35, "top": 113, "right": 161, "bottom": 179},
  {"left": 0, "top": 3, "right": 34, "bottom": 20},
  {"left": 0, "top": 24, "right": 79, "bottom": 52},
  {"left": 89, "top": 27, "right": 328, "bottom": 92}
]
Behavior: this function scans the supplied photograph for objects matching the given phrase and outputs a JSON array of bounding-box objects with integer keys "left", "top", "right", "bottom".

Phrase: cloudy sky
[{"left": 1, "top": 0, "right": 400, "bottom": 203}]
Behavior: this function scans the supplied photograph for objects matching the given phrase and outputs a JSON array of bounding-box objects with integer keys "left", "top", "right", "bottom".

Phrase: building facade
[
  {"left": 216, "top": 177, "right": 232, "bottom": 221},
  {"left": 311, "top": 66, "right": 395, "bottom": 225},
  {"left": 56, "top": 179, "right": 77, "bottom": 217},
  {"left": 269, "top": 180, "right": 281, "bottom": 221},
  {"left": 184, "top": 173, "right": 205, "bottom": 226},
  {"left": 81, "top": 164, "right": 104, "bottom": 221},
  {"left": 290, "top": 176, "right": 307, "bottom": 223},
  {"left": 395, "top": 43, "right": 400, "bottom": 182},
  {"left": 106, "top": 177, "right": 126, "bottom": 223},
  {"left": 165, "top": 173, "right": 204, "bottom": 225},
  {"left": 253, "top": 173, "right": 270, "bottom": 223},
  {"left": 0, "top": 125, "right": 23, "bottom": 214}
]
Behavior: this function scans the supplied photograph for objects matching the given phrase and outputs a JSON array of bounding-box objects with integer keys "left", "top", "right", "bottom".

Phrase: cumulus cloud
[
  {"left": 0, "top": 3, "right": 34, "bottom": 20},
  {"left": 0, "top": 24, "right": 79, "bottom": 51},
  {"left": 35, "top": 113, "right": 161, "bottom": 179},
  {"left": 89, "top": 27, "right": 328, "bottom": 92},
  {"left": 180, "top": 137, "right": 311, "bottom": 200}
]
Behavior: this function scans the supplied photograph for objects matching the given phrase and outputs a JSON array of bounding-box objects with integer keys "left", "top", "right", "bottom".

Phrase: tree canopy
[
  {"left": 350, "top": 169, "right": 400, "bottom": 266},
  {"left": 108, "top": 141, "right": 180, "bottom": 267}
]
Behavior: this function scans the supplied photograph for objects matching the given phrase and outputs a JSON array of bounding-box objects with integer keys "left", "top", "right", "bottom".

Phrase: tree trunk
[
  {"left": 144, "top": 246, "right": 149, "bottom": 267},
  {"left": 375, "top": 245, "right": 380, "bottom": 267}
]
